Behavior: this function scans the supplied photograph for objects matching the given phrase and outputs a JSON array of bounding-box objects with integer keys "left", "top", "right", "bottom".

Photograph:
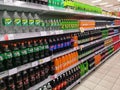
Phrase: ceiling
[{"left": 77, "top": 0, "right": 120, "bottom": 12}]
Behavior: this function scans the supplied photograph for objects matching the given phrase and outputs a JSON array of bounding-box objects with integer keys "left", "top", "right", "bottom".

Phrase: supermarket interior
[{"left": 0, "top": 0, "right": 120, "bottom": 90}]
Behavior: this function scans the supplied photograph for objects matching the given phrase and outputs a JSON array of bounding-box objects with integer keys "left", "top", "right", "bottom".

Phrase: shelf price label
[
  {"left": 79, "top": 27, "right": 85, "bottom": 33},
  {"left": 80, "top": 45, "right": 84, "bottom": 50},
  {"left": 9, "top": 68, "right": 17, "bottom": 76},
  {"left": 49, "top": 6, "right": 55, "bottom": 10},
  {"left": 31, "top": 61, "right": 38, "bottom": 67},
  {"left": 51, "top": 74, "right": 58, "bottom": 80},
  {"left": 40, "top": 31, "right": 47, "bottom": 36},
  {"left": 39, "top": 59, "right": 44, "bottom": 64}
]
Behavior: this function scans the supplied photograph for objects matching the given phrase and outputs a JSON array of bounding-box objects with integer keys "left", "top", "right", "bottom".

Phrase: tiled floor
[{"left": 72, "top": 51, "right": 120, "bottom": 90}]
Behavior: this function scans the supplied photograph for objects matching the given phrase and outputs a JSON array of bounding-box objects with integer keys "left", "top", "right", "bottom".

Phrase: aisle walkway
[{"left": 72, "top": 51, "right": 120, "bottom": 90}]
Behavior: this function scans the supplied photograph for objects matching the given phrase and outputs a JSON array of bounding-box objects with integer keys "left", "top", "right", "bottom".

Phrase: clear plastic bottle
[
  {"left": 43, "top": 85, "right": 47, "bottom": 90},
  {"left": 21, "top": 12, "right": 29, "bottom": 33},
  {"left": 13, "top": 11, "right": 23, "bottom": 33},
  {"left": 2, "top": 10, "right": 13, "bottom": 34},
  {"left": 46, "top": 83, "right": 52, "bottom": 90}
]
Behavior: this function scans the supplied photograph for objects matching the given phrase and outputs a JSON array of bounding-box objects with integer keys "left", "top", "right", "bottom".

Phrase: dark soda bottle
[
  {"left": 33, "top": 40, "right": 40, "bottom": 60},
  {"left": 27, "top": 41, "right": 34, "bottom": 62},
  {"left": 6, "top": 76, "right": 15, "bottom": 90},
  {"left": 44, "top": 62, "right": 50, "bottom": 78},
  {"left": 12, "top": 43, "right": 21, "bottom": 67},
  {"left": 38, "top": 39, "right": 45, "bottom": 59},
  {"left": 51, "top": 80, "right": 56, "bottom": 90},
  {"left": 44, "top": 39, "right": 50, "bottom": 57},
  {"left": 39, "top": 64, "right": 45, "bottom": 81},
  {"left": 0, "top": 79, "right": 7, "bottom": 90},
  {"left": 34, "top": 66, "right": 41, "bottom": 83},
  {"left": 28, "top": 68, "right": 36, "bottom": 86},
  {"left": 48, "top": 38, "right": 54, "bottom": 55},
  {"left": 3, "top": 45, "right": 13, "bottom": 69},
  {"left": 22, "top": 70, "right": 30, "bottom": 89},
  {"left": 0, "top": 50, "right": 5, "bottom": 72},
  {"left": 56, "top": 37, "right": 61, "bottom": 52},
  {"left": 14, "top": 73, "right": 23, "bottom": 90},
  {"left": 60, "top": 36, "right": 64, "bottom": 51},
  {"left": 20, "top": 43, "right": 28, "bottom": 64},
  {"left": 50, "top": 60, "right": 55, "bottom": 75}
]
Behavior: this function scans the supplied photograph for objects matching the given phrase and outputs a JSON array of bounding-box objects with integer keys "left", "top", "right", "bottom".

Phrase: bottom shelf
[{"left": 66, "top": 48, "right": 120, "bottom": 90}]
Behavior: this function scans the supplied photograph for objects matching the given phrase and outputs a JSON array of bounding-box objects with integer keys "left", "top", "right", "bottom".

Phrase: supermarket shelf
[
  {"left": 28, "top": 76, "right": 52, "bottom": 90},
  {"left": 0, "top": 25, "right": 120, "bottom": 41},
  {"left": 66, "top": 47, "right": 120, "bottom": 90},
  {"left": 52, "top": 47, "right": 79, "bottom": 59},
  {"left": 0, "top": 56, "right": 51, "bottom": 78},
  {"left": 0, "top": 1, "right": 120, "bottom": 20}
]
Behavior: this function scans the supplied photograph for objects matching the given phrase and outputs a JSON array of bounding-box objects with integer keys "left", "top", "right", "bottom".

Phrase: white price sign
[
  {"left": 9, "top": 68, "right": 17, "bottom": 76},
  {"left": 31, "top": 61, "right": 38, "bottom": 67}
]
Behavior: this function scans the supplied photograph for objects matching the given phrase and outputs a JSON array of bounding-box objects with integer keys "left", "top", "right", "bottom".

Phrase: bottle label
[
  {"left": 50, "top": 45, "right": 54, "bottom": 51},
  {"left": 39, "top": 46, "right": 44, "bottom": 51},
  {"left": 27, "top": 48, "right": 34, "bottom": 54},
  {"left": 21, "top": 49, "right": 27, "bottom": 55},
  {"left": 13, "top": 50, "right": 20, "bottom": 57},
  {"left": 0, "top": 54, "right": 4, "bottom": 61},
  {"left": 34, "top": 47, "right": 40, "bottom": 52},
  {"left": 53, "top": 44, "right": 57, "bottom": 50},
  {"left": 14, "top": 18, "right": 21, "bottom": 26},
  {"left": 35, "top": 19, "right": 40, "bottom": 26},
  {"left": 29, "top": 19, "right": 34, "bottom": 26},
  {"left": 60, "top": 43, "right": 64, "bottom": 48},
  {"left": 45, "top": 45, "right": 49, "bottom": 49},
  {"left": 22, "top": 19, "right": 28, "bottom": 26},
  {"left": 57, "top": 43, "right": 61, "bottom": 49},
  {"left": 4, "top": 52, "right": 13, "bottom": 59},
  {"left": 2, "top": 18, "right": 12, "bottom": 26}
]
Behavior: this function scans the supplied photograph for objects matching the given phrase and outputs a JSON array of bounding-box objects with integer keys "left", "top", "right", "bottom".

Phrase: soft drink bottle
[
  {"left": 0, "top": 79, "right": 7, "bottom": 90},
  {"left": 21, "top": 12, "right": 29, "bottom": 33},
  {"left": 44, "top": 62, "right": 50, "bottom": 78},
  {"left": 6, "top": 76, "right": 15, "bottom": 90},
  {"left": 0, "top": 50, "right": 5, "bottom": 72},
  {"left": 12, "top": 43, "right": 21, "bottom": 67},
  {"left": 46, "top": 83, "right": 52, "bottom": 90},
  {"left": 28, "top": 13, "right": 35, "bottom": 32},
  {"left": 34, "top": 66, "right": 41, "bottom": 83},
  {"left": 22, "top": 70, "right": 30, "bottom": 89},
  {"left": 50, "top": 60, "right": 55, "bottom": 75},
  {"left": 2, "top": 11, "right": 13, "bottom": 34},
  {"left": 44, "top": 39, "right": 50, "bottom": 57},
  {"left": 43, "top": 85, "right": 47, "bottom": 90},
  {"left": 13, "top": 11, "right": 22, "bottom": 33},
  {"left": 14, "top": 73, "right": 23, "bottom": 90},
  {"left": 48, "top": 38, "right": 54, "bottom": 55},
  {"left": 3, "top": 45, "right": 13, "bottom": 69},
  {"left": 39, "top": 64, "right": 45, "bottom": 81}
]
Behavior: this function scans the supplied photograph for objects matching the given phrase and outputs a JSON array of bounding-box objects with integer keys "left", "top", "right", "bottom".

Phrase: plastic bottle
[
  {"left": 34, "top": 66, "right": 41, "bottom": 83},
  {"left": 13, "top": 11, "right": 22, "bottom": 33},
  {"left": 2, "top": 10, "right": 13, "bottom": 34},
  {"left": 44, "top": 62, "right": 50, "bottom": 78},
  {"left": 0, "top": 50, "right": 5, "bottom": 72},
  {"left": 40, "top": 64, "right": 45, "bottom": 81},
  {"left": 21, "top": 12, "right": 29, "bottom": 33},
  {"left": 43, "top": 85, "right": 47, "bottom": 90},
  {"left": 0, "top": 79, "right": 7, "bottom": 90},
  {"left": 46, "top": 83, "right": 52, "bottom": 90},
  {"left": 6, "top": 76, "right": 15, "bottom": 90},
  {"left": 28, "top": 13, "right": 35, "bottom": 32},
  {"left": 39, "top": 39, "right": 45, "bottom": 59}
]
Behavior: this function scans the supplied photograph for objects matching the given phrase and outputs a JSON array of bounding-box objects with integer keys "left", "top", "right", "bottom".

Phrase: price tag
[
  {"left": 9, "top": 68, "right": 17, "bottom": 76},
  {"left": 44, "top": 57, "right": 51, "bottom": 62},
  {"left": 39, "top": 59, "right": 44, "bottom": 64},
  {"left": 80, "top": 45, "right": 84, "bottom": 50},
  {"left": 59, "top": 30, "right": 63, "bottom": 34},
  {"left": 8, "top": 34, "right": 14, "bottom": 40},
  {"left": 41, "top": 31, "right": 47, "bottom": 36},
  {"left": 106, "top": 25, "right": 109, "bottom": 28},
  {"left": 49, "top": 6, "right": 54, "bottom": 10},
  {"left": 31, "top": 61, "right": 38, "bottom": 67},
  {"left": 55, "top": 31, "right": 60, "bottom": 34},
  {"left": 4, "top": 0, "right": 13, "bottom": 3},
  {"left": 79, "top": 27, "right": 85, "bottom": 33}
]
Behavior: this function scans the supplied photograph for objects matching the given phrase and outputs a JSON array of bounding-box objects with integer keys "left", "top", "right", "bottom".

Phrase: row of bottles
[{"left": 53, "top": 51, "right": 78, "bottom": 74}]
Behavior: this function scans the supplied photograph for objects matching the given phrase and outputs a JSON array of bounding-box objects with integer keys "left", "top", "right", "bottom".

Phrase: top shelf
[{"left": 0, "top": 1, "right": 120, "bottom": 20}]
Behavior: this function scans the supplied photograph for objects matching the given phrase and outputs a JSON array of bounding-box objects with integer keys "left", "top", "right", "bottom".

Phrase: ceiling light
[
  {"left": 104, "top": 4, "right": 113, "bottom": 7},
  {"left": 92, "top": 0, "right": 102, "bottom": 3},
  {"left": 99, "top": 2, "right": 108, "bottom": 5}
]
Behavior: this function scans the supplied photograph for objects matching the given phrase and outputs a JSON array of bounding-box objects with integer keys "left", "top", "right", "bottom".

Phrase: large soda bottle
[
  {"left": 44, "top": 39, "right": 50, "bottom": 57},
  {"left": 3, "top": 45, "right": 13, "bottom": 69},
  {"left": 21, "top": 12, "right": 29, "bottom": 33},
  {"left": 20, "top": 42, "right": 28, "bottom": 64},
  {"left": 12, "top": 43, "right": 21, "bottom": 67},
  {"left": 2, "top": 11, "right": 13, "bottom": 34},
  {"left": 34, "top": 66, "right": 41, "bottom": 83},
  {"left": 44, "top": 62, "right": 50, "bottom": 78},
  {"left": 13, "top": 11, "right": 22, "bottom": 33},
  {"left": 0, "top": 79, "right": 7, "bottom": 90},
  {"left": 39, "top": 64, "right": 45, "bottom": 81},
  {"left": 50, "top": 60, "right": 55, "bottom": 75},
  {"left": 27, "top": 41, "right": 34, "bottom": 62},
  {"left": 33, "top": 40, "right": 40, "bottom": 60},
  {"left": 28, "top": 13, "right": 35, "bottom": 32},
  {"left": 34, "top": 13, "right": 41, "bottom": 32},
  {"left": 14, "top": 73, "right": 23, "bottom": 90},
  {"left": 0, "top": 50, "right": 5, "bottom": 72},
  {"left": 22, "top": 70, "right": 30, "bottom": 89},
  {"left": 38, "top": 39, "right": 45, "bottom": 59},
  {"left": 28, "top": 68, "right": 36, "bottom": 86},
  {"left": 48, "top": 38, "right": 54, "bottom": 55},
  {"left": 6, "top": 76, "right": 15, "bottom": 90}
]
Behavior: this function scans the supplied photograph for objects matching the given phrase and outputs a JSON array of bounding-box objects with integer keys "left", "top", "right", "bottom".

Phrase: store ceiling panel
[{"left": 78, "top": 0, "right": 120, "bottom": 11}]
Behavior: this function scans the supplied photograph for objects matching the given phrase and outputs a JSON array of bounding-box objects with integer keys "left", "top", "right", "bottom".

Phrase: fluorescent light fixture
[
  {"left": 105, "top": 4, "right": 113, "bottom": 7},
  {"left": 92, "top": 0, "right": 102, "bottom": 3},
  {"left": 99, "top": 2, "right": 108, "bottom": 5}
]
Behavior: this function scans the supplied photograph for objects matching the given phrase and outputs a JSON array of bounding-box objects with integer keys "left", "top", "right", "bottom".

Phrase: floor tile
[
  {"left": 86, "top": 76, "right": 101, "bottom": 84},
  {"left": 112, "top": 85, "right": 120, "bottom": 90},
  {"left": 103, "top": 75, "right": 117, "bottom": 83},
  {"left": 73, "top": 85, "right": 90, "bottom": 90},
  {"left": 94, "top": 85, "right": 109, "bottom": 90}
]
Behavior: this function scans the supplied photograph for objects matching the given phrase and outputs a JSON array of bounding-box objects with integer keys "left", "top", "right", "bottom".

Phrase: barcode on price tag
[
  {"left": 32, "top": 61, "right": 38, "bottom": 67},
  {"left": 9, "top": 68, "right": 17, "bottom": 76}
]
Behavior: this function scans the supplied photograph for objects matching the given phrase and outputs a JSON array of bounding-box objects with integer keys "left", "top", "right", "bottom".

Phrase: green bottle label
[
  {"left": 33, "top": 47, "right": 39, "bottom": 52},
  {"left": 29, "top": 19, "right": 34, "bottom": 26},
  {"left": 45, "top": 45, "right": 49, "bottom": 49},
  {"left": 13, "top": 50, "right": 20, "bottom": 57},
  {"left": 4, "top": 52, "right": 13, "bottom": 59},
  {"left": 21, "top": 49, "right": 27, "bottom": 55},
  {"left": 0, "top": 54, "right": 4, "bottom": 61},
  {"left": 14, "top": 18, "right": 21, "bottom": 26},
  {"left": 27, "top": 48, "right": 34, "bottom": 54},
  {"left": 35, "top": 19, "right": 40, "bottom": 26},
  {"left": 22, "top": 19, "right": 28, "bottom": 26},
  {"left": 2, "top": 18, "right": 12, "bottom": 26},
  {"left": 39, "top": 46, "right": 44, "bottom": 51}
]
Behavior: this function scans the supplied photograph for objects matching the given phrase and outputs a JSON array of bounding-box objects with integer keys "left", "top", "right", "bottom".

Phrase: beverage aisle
[{"left": 72, "top": 51, "right": 120, "bottom": 90}]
